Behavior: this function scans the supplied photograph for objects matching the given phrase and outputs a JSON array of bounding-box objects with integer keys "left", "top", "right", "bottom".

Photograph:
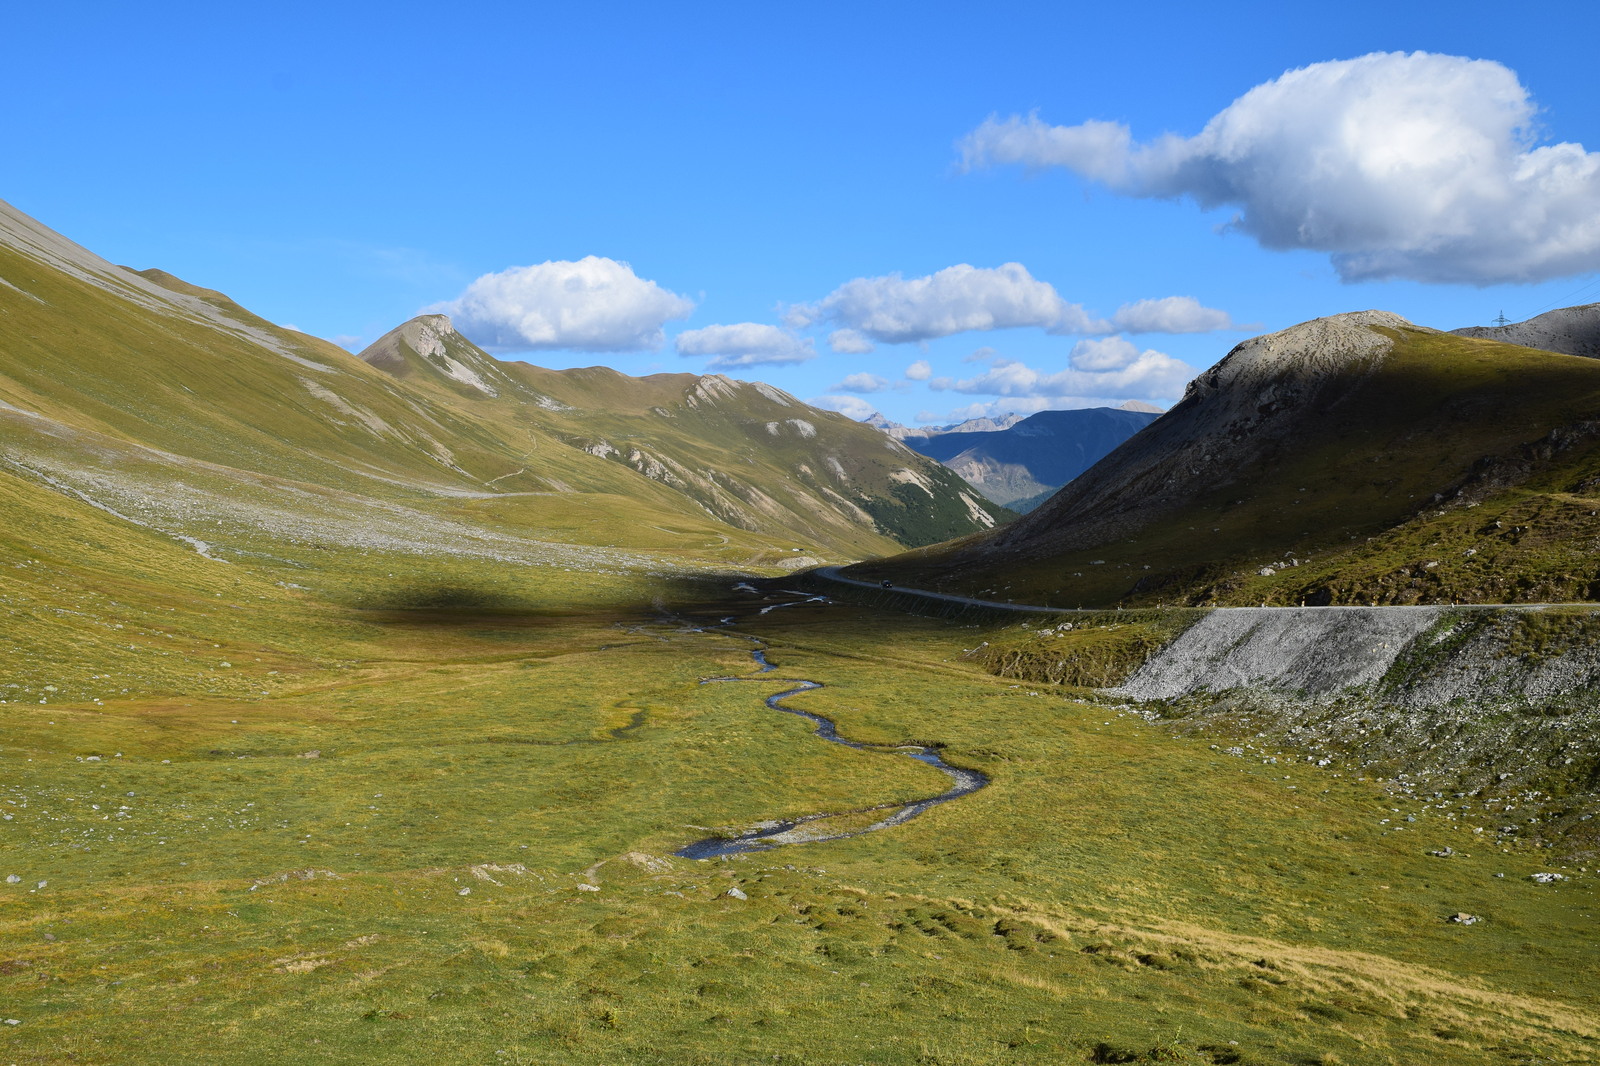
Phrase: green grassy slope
[
  {"left": 0, "top": 197, "right": 1005, "bottom": 570},
  {"left": 355, "top": 314, "right": 1012, "bottom": 555},
  {"left": 851, "top": 319, "right": 1600, "bottom": 607},
  {"left": 3, "top": 597, "right": 1595, "bottom": 1065},
  {"left": 10, "top": 205, "right": 1596, "bottom": 1064}
]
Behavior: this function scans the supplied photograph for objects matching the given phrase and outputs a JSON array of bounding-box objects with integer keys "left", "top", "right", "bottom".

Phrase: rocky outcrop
[
  {"left": 1116, "top": 604, "right": 1600, "bottom": 709},
  {"left": 358, "top": 315, "right": 509, "bottom": 396},
  {"left": 1110, "top": 605, "right": 1600, "bottom": 853}
]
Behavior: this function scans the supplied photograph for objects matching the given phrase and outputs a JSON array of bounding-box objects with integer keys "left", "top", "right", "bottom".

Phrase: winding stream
[{"left": 676, "top": 643, "right": 989, "bottom": 859}]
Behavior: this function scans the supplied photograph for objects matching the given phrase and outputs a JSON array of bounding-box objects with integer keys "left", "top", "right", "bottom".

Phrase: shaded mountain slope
[
  {"left": 847, "top": 311, "right": 1600, "bottom": 606},
  {"left": 900, "top": 406, "right": 1161, "bottom": 508}
]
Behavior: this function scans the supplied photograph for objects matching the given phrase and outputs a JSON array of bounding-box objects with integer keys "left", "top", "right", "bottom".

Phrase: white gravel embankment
[{"left": 1112, "top": 605, "right": 1445, "bottom": 700}]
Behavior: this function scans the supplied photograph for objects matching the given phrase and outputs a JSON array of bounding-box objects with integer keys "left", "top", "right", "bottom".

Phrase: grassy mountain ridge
[
  {"left": 0, "top": 197, "right": 1004, "bottom": 569},
  {"left": 847, "top": 312, "right": 1600, "bottom": 606},
  {"left": 354, "top": 312, "right": 1011, "bottom": 552},
  {"left": 5, "top": 203, "right": 1598, "bottom": 1064}
]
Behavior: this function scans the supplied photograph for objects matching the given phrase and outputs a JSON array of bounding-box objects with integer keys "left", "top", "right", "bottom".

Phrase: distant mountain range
[
  {"left": 0, "top": 198, "right": 1008, "bottom": 580},
  {"left": 850, "top": 308, "right": 1600, "bottom": 607},
  {"left": 863, "top": 402, "right": 1164, "bottom": 512},
  {"left": 865, "top": 412, "right": 1026, "bottom": 440}
]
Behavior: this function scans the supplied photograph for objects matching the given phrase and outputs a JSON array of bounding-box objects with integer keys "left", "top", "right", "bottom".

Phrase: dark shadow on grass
[{"left": 347, "top": 572, "right": 795, "bottom": 629}]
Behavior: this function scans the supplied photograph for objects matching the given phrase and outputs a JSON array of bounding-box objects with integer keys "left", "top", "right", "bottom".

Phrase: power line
[{"left": 1518, "top": 274, "right": 1600, "bottom": 321}]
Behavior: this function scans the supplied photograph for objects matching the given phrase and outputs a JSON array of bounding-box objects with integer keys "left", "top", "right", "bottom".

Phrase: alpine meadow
[{"left": 6, "top": 9, "right": 1600, "bottom": 1066}]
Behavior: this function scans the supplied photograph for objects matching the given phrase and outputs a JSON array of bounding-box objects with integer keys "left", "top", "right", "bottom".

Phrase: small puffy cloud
[
  {"left": 904, "top": 359, "right": 932, "bottom": 381},
  {"left": 931, "top": 336, "right": 1194, "bottom": 401},
  {"left": 790, "top": 262, "right": 1110, "bottom": 343},
  {"left": 960, "top": 51, "right": 1600, "bottom": 284},
  {"left": 676, "top": 323, "right": 815, "bottom": 369},
  {"left": 1068, "top": 336, "right": 1147, "bottom": 372},
  {"left": 831, "top": 372, "right": 892, "bottom": 393},
  {"left": 430, "top": 257, "right": 693, "bottom": 352},
  {"left": 928, "top": 397, "right": 1113, "bottom": 422},
  {"left": 810, "top": 394, "right": 879, "bottom": 420},
  {"left": 1111, "top": 296, "right": 1240, "bottom": 333},
  {"left": 331, "top": 334, "right": 364, "bottom": 350},
  {"left": 828, "top": 328, "right": 876, "bottom": 354}
]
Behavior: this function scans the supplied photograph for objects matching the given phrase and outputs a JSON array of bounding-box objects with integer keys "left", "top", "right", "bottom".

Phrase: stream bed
[{"left": 677, "top": 645, "right": 988, "bottom": 859}]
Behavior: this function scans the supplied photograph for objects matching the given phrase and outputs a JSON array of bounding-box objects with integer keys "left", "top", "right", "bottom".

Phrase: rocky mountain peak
[
  {"left": 359, "top": 314, "right": 502, "bottom": 396},
  {"left": 1188, "top": 310, "right": 1419, "bottom": 400}
]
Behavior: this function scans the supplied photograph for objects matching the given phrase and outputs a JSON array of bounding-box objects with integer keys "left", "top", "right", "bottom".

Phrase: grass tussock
[
  {"left": 2, "top": 452, "right": 1597, "bottom": 1063},
  {"left": 964, "top": 610, "right": 1202, "bottom": 687}
]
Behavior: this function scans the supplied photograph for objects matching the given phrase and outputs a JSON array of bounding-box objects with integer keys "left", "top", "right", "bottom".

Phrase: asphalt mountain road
[
  {"left": 810, "top": 566, "right": 1587, "bottom": 617},
  {"left": 810, "top": 566, "right": 1067, "bottom": 613}
]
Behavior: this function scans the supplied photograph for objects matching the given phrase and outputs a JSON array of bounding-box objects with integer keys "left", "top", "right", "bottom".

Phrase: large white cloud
[
  {"left": 961, "top": 52, "right": 1600, "bottom": 284},
  {"left": 809, "top": 394, "right": 878, "bottom": 420},
  {"left": 791, "top": 263, "right": 1238, "bottom": 343},
  {"left": 675, "top": 322, "right": 815, "bottom": 369},
  {"left": 431, "top": 257, "right": 693, "bottom": 352},
  {"left": 827, "top": 328, "right": 876, "bottom": 354},
  {"left": 931, "top": 337, "right": 1194, "bottom": 401},
  {"left": 830, "top": 372, "right": 892, "bottom": 393},
  {"left": 789, "top": 263, "right": 1111, "bottom": 343},
  {"left": 1112, "top": 296, "right": 1240, "bottom": 333}
]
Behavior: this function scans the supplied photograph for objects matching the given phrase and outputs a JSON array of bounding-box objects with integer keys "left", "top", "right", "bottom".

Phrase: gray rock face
[
  {"left": 1108, "top": 605, "right": 1600, "bottom": 844},
  {"left": 1116, "top": 604, "right": 1600, "bottom": 708},
  {"left": 1450, "top": 303, "right": 1600, "bottom": 359},
  {"left": 1113, "top": 605, "right": 1444, "bottom": 700},
  {"left": 1386, "top": 613, "right": 1600, "bottom": 709}
]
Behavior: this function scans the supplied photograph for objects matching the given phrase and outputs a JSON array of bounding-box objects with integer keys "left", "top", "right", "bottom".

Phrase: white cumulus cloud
[
  {"left": 927, "top": 397, "right": 1113, "bottom": 422},
  {"left": 1112, "top": 296, "right": 1240, "bottom": 333},
  {"left": 960, "top": 51, "right": 1600, "bottom": 284},
  {"left": 931, "top": 337, "right": 1194, "bottom": 401},
  {"left": 675, "top": 322, "right": 815, "bottom": 369},
  {"left": 430, "top": 257, "right": 693, "bottom": 352},
  {"left": 790, "top": 263, "right": 1110, "bottom": 343},
  {"left": 829, "top": 372, "right": 892, "bottom": 393},
  {"left": 904, "top": 359, "right": 933, "bottom": 381},
  {"left": 828, "top": 328, "right": 876, "bottom": 354},
  {"left": 810, "top": 395, "right": 879, "bottom": 420}
]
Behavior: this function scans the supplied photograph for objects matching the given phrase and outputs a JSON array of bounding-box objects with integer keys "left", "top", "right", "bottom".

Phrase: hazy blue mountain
[{"left": 893, "top": 406, "right": 1162, "bottom": 508}]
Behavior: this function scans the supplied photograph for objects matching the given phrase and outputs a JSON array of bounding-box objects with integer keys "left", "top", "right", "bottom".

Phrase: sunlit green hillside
[
  {"left": 0, "top": 199, "right": 1006, "bottom": 579},
  {"left": 4, "top": 205, "right": 1597, "bottom": 1065}
]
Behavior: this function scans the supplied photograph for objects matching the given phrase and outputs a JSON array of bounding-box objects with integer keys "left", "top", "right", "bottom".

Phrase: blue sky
[{"left": 7, "top": 0, "right": 1600, "bottom": 424}]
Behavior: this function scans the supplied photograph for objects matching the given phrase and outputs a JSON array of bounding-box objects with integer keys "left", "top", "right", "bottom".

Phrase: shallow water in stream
[{"left": 676, "top": 645, "right": 989, "bottom": 859}]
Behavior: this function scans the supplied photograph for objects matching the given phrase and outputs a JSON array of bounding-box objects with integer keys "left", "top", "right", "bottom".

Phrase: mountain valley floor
[{"left": 3, "top": 561, "right": 1596, "bottom": 1065}]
